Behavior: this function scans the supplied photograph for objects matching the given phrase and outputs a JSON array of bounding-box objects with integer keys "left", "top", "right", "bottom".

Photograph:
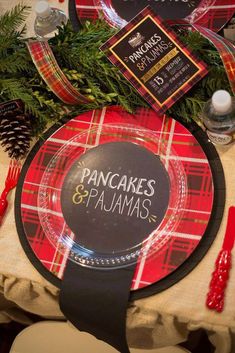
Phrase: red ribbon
[
  {"left": 170, "top": 20, "right": 235, "bottom": 94},
  {"left": 27, "top": 40, "right": 91, "bottom": 105},
  {"left": 193, "top": 24, "right": 235, "bottom": 94}
]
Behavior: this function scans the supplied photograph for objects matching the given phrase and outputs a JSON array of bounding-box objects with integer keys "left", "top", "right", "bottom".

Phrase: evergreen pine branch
[
  {"left": 0, "top": 5, "right": 31, "bottom": 73},
  {"left": 0, "top": 35, "right": 19, "bottom": 57},
  {"left": 0, "top": 51, "right": 31, "bottom": 73},
  {"left": 201, "top": 67, "right": 231, "bottom": 96},
  {"left": 0, "top": 5, "right": 30, "bottom": 35},
  {"left": 32, "top": 90, "right": 65, "bottom": 116},
  {"left": 180, "top": 30, "right": 224, "bottom": 67},
  {"left": 0, "top": 78, "right": 46, "bottom": 125},
  {"left": 50, "top": 21, "right": 147, "bottom": 113},
  {"left": 0, "top": 6, "right": 233, "bottom": 139},
  {"left": 51, "top": 20, "right": 232, "bottom": 122}
]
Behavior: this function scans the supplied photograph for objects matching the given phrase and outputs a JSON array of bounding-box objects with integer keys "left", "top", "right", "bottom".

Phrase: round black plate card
[
  {"left": 108, "top": 0, "right": 200, "bottom": 22},
  {"left": 61, "top": 141, "right": 170, "bottom": 255}
]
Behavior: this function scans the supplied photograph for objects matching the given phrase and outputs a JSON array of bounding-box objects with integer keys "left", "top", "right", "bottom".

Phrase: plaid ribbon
[
  {"left": 171, "top": 21, "right": 235, "bottom": 94},
  {"left": 193, "top": 24, "right": 235, "bottom": 94},
  {"left": 27, "top": 40, "right": 91, "bottom": 105},
  {"left": 74, "top": 1, "right": 235, "bottom": 95},
  {"left": 100, "top": 7, "right": 208, "bottom": 116}
]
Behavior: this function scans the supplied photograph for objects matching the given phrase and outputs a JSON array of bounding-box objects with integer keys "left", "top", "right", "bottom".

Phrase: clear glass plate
[
  {"left": 94, "top": 0, "right": 216, "bottom": 28},
  {"left": 38, "top": 123, "right": 187, "bottom": 269}
]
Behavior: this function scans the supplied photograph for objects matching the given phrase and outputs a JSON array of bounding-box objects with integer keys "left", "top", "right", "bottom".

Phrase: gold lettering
[
  {"left": 72, "top": 184, "right": 89, "bottom": 205},
  {"left": 141, "top": 47, "right": 179, "bottom": 83}
]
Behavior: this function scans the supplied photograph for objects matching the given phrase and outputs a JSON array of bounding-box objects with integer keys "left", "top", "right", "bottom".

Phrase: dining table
[{"left": 0, "top": 1, "right": 235, "bottom": 352}]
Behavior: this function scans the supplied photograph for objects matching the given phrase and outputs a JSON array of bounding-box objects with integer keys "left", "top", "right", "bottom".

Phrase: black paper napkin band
[
  {"left": 58, "top": 139, "right": 171, "bottom": 352},
  {"left": 59, "top": 261, "right": 136, "bottom": 353}
]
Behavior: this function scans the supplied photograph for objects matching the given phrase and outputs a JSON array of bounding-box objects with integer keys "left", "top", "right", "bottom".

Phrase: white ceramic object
[{"left": 10, "top": 321, "right": 191, "bottom": 353}]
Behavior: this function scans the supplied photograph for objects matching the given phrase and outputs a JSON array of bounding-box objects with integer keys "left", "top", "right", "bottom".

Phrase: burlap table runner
[
  {"left": 0, "top": 0, "right": 235, "bottom": 352},
  {"left": 1, "top": 138, "right": 235, "bottom": 352}
]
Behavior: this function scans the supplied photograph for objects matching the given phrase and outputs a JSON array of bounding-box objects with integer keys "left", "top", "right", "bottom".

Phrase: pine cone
[{"left": 0, "top": 110, "right": 32, "bottom": 160}]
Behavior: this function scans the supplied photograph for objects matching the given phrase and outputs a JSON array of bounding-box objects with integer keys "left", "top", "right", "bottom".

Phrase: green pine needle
[
  {"left": 0, "top": 5, "right": 233, "bottom": 141},
  {"left": 0, "top": 78, "right": 46, "bottom": 129},
  {"left": 0, "top": 51, "right": 30, "bottom": 73},
  {"left": 0, "top": 4, "right": 30, "bottom": 35}
]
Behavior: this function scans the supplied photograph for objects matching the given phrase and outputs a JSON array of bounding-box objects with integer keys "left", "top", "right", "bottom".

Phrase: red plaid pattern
[
  {"left": 19, "top": 106, "right": 214, "bottom": 290},
  {"left": 193, "top": 24, "right": 235, "bottom": 94},
  {"left": 101, "top": 7, "right": 207, "bottom": 116},
  {"left": 75, "top": 0, "right": 235, "bottom": 33},
  {"left": 27, "top": 41, "right": 91, "bottom": 105}
]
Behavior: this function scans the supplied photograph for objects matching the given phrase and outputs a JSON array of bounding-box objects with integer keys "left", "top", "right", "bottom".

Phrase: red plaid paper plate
[
  {"left": 15, "top": 106, "right": 225, "bottom": 299},
  {"left": 74, "top": 0, "right": 235, "bottom": 32},
  {"left": 37, "top": 124, "right": 186, "bottom": 269}
]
